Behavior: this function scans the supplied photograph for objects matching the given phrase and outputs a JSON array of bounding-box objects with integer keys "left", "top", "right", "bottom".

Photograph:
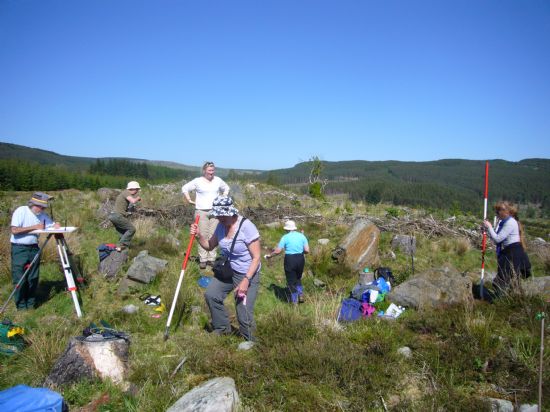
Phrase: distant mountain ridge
[
  {"left": 0, "top": 142, "right": 261, "bottom": 177},
  {"left": 261, "top": 158, "right": 550, "bottom": 214},
  {"left": 2, "top": 141, "right": 549, "bottom": 214},
  {"left": 0, "top": 142, "right": 208, "bottom": 174}
]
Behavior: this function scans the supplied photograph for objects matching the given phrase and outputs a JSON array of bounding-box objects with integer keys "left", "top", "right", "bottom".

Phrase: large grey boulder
[
  {"left": 487, "top": 397, "right": 514, "bottom": 412},
  {"left": 166, "top": 377, "right": 240, "bottom": 412},
  {"left": 45, "top": 337, "right": 129, "bottom": 387},
  {"left": 332, "top": 219, "right": 380, "bottom": 272},
  {"left": 391, "top": 235, "right": 416, "bottom": 255},
  {"left": 126, "top": 250, "right": 167, "bottom": 284},
  {"left": 99, "top": 249, "right": 129, "bottom": 279},
  {"left": 389, "top": 266, "right": 473, "bottom": 310}
]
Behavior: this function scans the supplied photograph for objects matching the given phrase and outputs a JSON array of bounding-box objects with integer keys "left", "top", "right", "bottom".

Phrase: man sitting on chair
[{"left": 10, "top": 192, "right": 59, "bottom": 310}]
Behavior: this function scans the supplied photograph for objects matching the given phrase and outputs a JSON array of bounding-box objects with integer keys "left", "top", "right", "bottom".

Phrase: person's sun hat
[
  {"left": 283, "top": 220, "right": 297, "bottom": 231},
  {"left": 28, "top": 192, "right": 53, "bottom": 208},
  {"left": 209, "top": 196, "right": 239, "bottom": 217},
  {"left": 127, "top": 181, "right": 141, "bottom": 190}
]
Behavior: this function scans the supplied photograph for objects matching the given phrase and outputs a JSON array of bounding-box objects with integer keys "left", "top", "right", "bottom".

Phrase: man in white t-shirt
[
  {"left": 182, "top": 162, "right": 229, "bottom": 269},
  {"left": 10, "top": 192, "right": 59, "bottom": 310}
]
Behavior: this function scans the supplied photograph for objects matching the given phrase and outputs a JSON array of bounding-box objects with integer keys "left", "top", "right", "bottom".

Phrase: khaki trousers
[{"left": 196, "top": 209, "right": 218, "bottom": 263}]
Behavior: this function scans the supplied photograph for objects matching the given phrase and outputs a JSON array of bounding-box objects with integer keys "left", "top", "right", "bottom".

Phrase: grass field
[{"left": 0, "top": 186, "right": 548, "bottom": 411}]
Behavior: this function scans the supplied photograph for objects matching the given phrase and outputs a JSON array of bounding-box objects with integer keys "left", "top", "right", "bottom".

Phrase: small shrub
[
  {"left": 454, "top": 237, "right": 471, "bottom": 256},
  {"left": 308, "top": 182, "right": 324, "bottom": 199},
  {"left": 386, "top": 207, "right": 400, "bottom": 218},
  {"left": 133, "top": 217, "right": 156, "bottom": 239},
  {"left": 308, "top": 244, "right": 334, "bottom": 276},
  {"left": 439, "top": 239, "right": 452, "bottom": 253},
  {"left": 344, "top": 201, "right": 353, "bottom": 214}
]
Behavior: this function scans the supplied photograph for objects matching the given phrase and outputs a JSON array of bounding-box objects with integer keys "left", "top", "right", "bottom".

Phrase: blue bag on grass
[
  {"left": 337, "top": 298, "right": 363, "bottom": 322},
  {"left": 0, "top": 384, "right": 66, "bottom": 412},
  {"left": 374, "top": 277, "right": 391, "bottom": 294}
]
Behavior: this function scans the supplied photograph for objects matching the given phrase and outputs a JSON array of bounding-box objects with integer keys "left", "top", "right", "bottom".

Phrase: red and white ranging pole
[
  {"left": 480, "top": 161, "right": 489, "bottom": 297},
  {"left": 164, "top": 215, "right": 200, "bottom": 340}
]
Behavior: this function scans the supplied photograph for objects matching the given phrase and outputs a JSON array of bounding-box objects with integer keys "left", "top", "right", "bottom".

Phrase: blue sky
[{"left": 1, "top": 0, "right": 549, "bottom": 170}]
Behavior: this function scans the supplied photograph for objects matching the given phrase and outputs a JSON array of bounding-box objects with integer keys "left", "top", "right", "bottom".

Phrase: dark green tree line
[{"left": 0, "top": 159, "right": 190, "bottom": 191}]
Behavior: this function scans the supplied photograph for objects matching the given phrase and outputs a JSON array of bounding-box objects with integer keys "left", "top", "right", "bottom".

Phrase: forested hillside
[
  {"left": 0, "top": 143, "right": 194, "bottom": 191},
  {"left": 258, "top": 159, "right": 550, "bottom": 215},
  {"left": 2, "top": 142, "right": 549, "bottom": 215}
]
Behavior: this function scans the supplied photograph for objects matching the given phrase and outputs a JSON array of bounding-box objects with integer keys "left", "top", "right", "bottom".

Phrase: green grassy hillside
[
  {"left": 260, "top": 158, "right": 550, "bottom": 215},
  {"left": 0, "top": 185, "right": 548, "bottom": 410}
]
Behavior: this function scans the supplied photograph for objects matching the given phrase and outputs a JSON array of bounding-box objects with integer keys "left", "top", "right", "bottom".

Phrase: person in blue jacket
[{"left": 266, "top": 220, "right": 309, "bottom": 304}]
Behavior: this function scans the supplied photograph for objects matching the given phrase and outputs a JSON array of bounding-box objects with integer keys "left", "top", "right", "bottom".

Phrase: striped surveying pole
[
  {"left": 536, "top": 312, "right": 546, "bottom": 412},
  {"left": 480, "top": 161, "right": 489, "bottom": 298},
  {"left": 164, "top": 215, "right": 200, "bottom": 340}
]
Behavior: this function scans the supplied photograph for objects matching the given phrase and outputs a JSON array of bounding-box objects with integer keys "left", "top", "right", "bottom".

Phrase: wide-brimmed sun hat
[
  {"left": 210, "top": 196, "right": 239, "bottom": 217},
  {"left": 28, "top": 192, "right": 53, "bottom": 208},
  {"left": 127, "top": 181, "right": 141, "bottom": 190},
  {"left": 283, "top": 220, "right": 297, "bottom": 231}
]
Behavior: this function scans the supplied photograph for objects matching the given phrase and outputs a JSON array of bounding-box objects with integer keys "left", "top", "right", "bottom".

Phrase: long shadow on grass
[
  {"left": 267, "top": 283, "right": 291, "bottom": 303},
  {"left": 35, "top": 280, "right": 68, "bottom": 308}
]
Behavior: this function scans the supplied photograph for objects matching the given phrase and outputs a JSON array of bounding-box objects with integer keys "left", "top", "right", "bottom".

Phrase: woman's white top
[
  {"left": 181, "top": 176, "right": 229, "bottom": 210},
  {"left": 488, "top": 217, "right": 520, "bottom": 246}
]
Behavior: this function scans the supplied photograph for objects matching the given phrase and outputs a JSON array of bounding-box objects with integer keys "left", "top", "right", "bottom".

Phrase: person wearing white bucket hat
[
  {"left": 266, "top": 220, "right": 309, "bottom": 304},
  {"left": 108, "top": 181, "right": 142, "bottom": 251},
  {"left": 182, "top": 162, "right": 230, "bottom": 269}
]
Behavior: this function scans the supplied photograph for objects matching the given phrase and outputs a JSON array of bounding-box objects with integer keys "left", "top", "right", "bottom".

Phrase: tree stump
[{"left": 45, "top": 336, "right": 129, "bottom": 387}]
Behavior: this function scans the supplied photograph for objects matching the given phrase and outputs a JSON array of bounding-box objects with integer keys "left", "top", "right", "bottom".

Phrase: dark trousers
[
  {"left": 284, "top": 253, "right": 305, "bottom": 303},
  {"left": 204, "top": 271, "right": 260, "bottom": 341},
  {"left": 493, "top": 242, "right": 531, "bottom": 293},
  {"left": 108, "top": 212, "right": 136, "bottom": 247},
  {"left": 11, "top": 244, "right": 40, "bottom": 309}
]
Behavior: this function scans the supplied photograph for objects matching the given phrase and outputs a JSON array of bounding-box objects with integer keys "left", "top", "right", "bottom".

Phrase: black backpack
[{"left": 374, "top": 267, "right": 395, "bottom": 283}]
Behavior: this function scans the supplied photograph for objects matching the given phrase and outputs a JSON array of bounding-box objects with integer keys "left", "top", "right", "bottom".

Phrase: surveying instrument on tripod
[{"left": 1, "top": 192, "right": 84, "bottom": 318}]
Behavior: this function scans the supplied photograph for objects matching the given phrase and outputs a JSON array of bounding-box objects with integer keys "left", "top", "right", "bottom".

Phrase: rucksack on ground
[{"left": 374, "top": 267, "right": 395, "bottom": 283}]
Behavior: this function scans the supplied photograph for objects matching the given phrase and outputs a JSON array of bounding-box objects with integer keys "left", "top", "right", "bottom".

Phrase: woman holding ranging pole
[
  {"left": 190, "top": 196, "right": 261, "bottom": 341},
  {"left": 266, "top": 220, "right": 309, "bottom": 304},
  {"left": 483, "top": 201, "right": 531, "bottom": 295}
]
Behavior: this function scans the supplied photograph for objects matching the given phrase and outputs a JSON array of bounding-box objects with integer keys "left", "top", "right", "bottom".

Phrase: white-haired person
[
  {"left": 109, "top": 181, "right": 141, "bottom": 251},
  {"left": 10, "top": 192, "right": 60, "bottom": 310},
  {"left": 182, "top": 162, "right": 230, "bottom": 270},
  {"left": 266, "top": 220, "right": 309, "bottom": 304},
  {"left": 190, "top": 196, "right": 260, "bottom": 341}
]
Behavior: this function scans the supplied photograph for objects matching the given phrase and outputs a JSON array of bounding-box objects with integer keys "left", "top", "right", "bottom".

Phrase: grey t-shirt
[{"left": 215, "top": 216, "right": 261, "bottom": 274}]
